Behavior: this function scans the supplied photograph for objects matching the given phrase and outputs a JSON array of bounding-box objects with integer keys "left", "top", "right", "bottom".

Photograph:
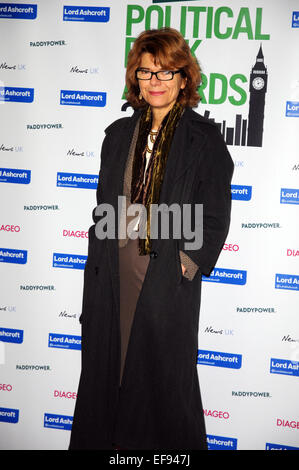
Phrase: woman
[{"left": 69, "top": 27, "right": 234, "bottom": 450}]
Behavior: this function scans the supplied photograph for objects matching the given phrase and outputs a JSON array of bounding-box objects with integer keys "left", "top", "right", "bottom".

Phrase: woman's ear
[{"left": 180, "top": 77, "right": 187, "bottom": 90}]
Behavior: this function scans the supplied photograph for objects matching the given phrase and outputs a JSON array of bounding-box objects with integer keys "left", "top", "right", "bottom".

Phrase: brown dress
[{"left": 119, "top": 237, "right": 149, "bottom": 386}]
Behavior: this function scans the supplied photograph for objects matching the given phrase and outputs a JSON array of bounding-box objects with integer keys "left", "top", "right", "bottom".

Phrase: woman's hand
[{"left": 181, "top": 263, "right": 187, "bottom": 276}]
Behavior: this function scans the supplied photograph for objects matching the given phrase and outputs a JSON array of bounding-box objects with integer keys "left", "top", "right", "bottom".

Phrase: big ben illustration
[{"left": 247, "top": 45, "right": 268, "bottom": 147}]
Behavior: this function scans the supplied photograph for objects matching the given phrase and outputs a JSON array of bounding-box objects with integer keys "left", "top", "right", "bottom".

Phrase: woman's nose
[{"left": 150, "top": 73, "right": 160, "bottom": 85}]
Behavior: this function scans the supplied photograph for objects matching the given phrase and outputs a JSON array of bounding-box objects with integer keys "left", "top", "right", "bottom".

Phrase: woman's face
[{"left": 137, "top": 52, "right": 186, "bottom": 119}]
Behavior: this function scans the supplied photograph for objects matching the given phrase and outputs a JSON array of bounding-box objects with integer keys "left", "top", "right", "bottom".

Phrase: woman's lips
[{"left": 149, "top": 91, "right": 165, "bottom": 96}]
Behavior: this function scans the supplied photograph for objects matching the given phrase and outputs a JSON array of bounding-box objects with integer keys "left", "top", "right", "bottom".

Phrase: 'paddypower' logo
[{"left": 63, "top": 6, "right": 109, "bottom": 22}]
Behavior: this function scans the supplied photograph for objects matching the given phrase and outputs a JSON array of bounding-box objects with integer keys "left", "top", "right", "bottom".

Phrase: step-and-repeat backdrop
[{"left": 0, "top": 0, "right": 298, "bottom": 451}]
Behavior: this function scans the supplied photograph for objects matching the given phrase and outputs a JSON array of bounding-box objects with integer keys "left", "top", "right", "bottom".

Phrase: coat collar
[
  {"left": 123, "top": 106, "right": 215, "bottom": 187},
  {"left": 106, "top": 105, "right": 217, "bottom": 204},
  {"left": 164, "top": 107, "right": 209, "bottom": 186}
]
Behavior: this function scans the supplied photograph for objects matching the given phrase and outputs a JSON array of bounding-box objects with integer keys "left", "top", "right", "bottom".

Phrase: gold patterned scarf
[{"left": 131, "top": 101, "right": 184, "bottom": 255}]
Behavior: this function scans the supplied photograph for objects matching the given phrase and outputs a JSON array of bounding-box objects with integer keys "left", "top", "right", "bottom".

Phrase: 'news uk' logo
[
  {"left": 0, "top": 407, "right": 19, "bottom": 423},
  {"left": 0, "top": 3, "right": 37, "bottom": 19},
  {"left": 286, "top": 101, "right": 299, "bottom": 117},
  {"left": 0, "top": 327, "right": 24, "bottom": 344},
  {"left": 0, "top": 86, "right": 34, "bottom": 103},
  {"left": 60, "top": 90, "right": 106, "bottom": 107},
  {"left": 0, "top": 168, "right": 31, "bottom": 184},
  {"left": 207, "top": 434, "right": 238, "bottom": 450},
  {"left": 44, "top": 413, "right": 73, "bottom": 430},
  {"left": 231, "top": 185, "right": 252, "bottom": 201},
  {"left": 57, "top": 172, "right": 98, "bottom": 189},
  {"left": 63, "top": 6, "right": 109, "bottom": 22},
  {"left": 203, "top": 267, "right": 247, "bottom": 285},
  {"left": 197, "top": 349, "right": 242, "bottom": 369},
  {"left": 292, "top": 12, "right": 299, "bottom": 28},
  {"left": 53, "top": 253, "right": 87, "bottom": 270},
  {"left": 280, "top": 188, "right": 299, "bottom": 205},
  {"left": 48, "top": 333, "right": 81, "bottom": 350},
  {"left": 270, "top": 358, "right": 299, "bottom": 377}
]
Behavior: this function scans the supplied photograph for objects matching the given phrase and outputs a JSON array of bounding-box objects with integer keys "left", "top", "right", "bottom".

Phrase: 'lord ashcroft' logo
[
  {"left": 53, "top": 253, "right": 87, "bottom": 270},
  {"left": 63, "top": 6, "right": 109, "bottom": 22},
  {"left": 207, "top": 434, "right": 238, "bottom": 450},
  {"left": 203, "top": 268, "right": 247, "bottom": 285},
  {"left": 270, "top": 358, "right": 299, "bottom": 377},
  {"left": 292, "top": 12, "right": 299, "bottom": 27},
  {"left": 0, "top": 407, "right": 19, "bottom": 423},
  {"left": 266, "top": 442, "right": 299, "bottom": 450},
  {"left": 0, "top": 3, "right": 37, "bottom": 19},
  {"left": 0, "top": 86, "right": 34, "bottom": 102},
  {"left": 48, "top": 333, "right": 81, "bottom": 350},
  {"left": 60, "top": 90, "right": 106, "bottom": 107},
  {"left": 275, "top": 273, "right": 299, "bottom": 291},
  {"left": 44, "top": 413, "right": 73, "bottom": 430},
  {"left": 231, "top": 185, "right": 252, "bottom": 201},
  {"left": 280, "top": 188, "right": 299, "bottom": 204},
  {"left": 197, "top": 349, "right": 242, "bottom": 369},
  {"left": 0, "top": 248, "right": 27, "bottom": 264},
  {"left": 56, "top": 172, "right": 98, "bottom": 189},
  {"left": 286, "top": 101, "right": 299, "bottom": 117},
  {"left": 0, "top": 168, "right": 31, "bottom": 184},
  {"left": 0, "top": 327, "right": 23, "bottom": 344}
]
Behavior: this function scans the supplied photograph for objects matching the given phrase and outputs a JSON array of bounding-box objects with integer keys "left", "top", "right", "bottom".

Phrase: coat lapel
[{"left": 159, "top": 107, "right": 208, "bottom": 203}]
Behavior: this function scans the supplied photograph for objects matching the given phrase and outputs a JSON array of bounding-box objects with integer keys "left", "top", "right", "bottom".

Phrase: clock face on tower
[{"left": 252, "top": 76, "right": 265, "bottom": 90}]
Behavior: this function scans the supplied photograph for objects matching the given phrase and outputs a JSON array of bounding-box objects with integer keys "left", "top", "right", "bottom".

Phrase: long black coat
[{"left": 69, "top": 106, "right": 234, "bottom": 450}]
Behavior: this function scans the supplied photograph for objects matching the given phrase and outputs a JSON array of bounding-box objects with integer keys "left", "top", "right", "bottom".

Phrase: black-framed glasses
[{"left": 135, "top": 69, "right": 183, "bottom": 81}]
